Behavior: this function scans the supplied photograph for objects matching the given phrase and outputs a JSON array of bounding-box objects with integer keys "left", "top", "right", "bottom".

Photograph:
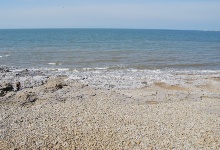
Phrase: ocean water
[{"left": 0, "top": 29, "right": 220, "bottom": 70}]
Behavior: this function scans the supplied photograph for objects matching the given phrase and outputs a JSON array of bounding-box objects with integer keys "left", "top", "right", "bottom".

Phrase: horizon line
[{"left": 0, "top": 27, "right": 219, "bottom": 32}]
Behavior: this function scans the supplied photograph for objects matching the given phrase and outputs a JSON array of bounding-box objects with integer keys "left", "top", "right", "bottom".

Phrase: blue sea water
[{"left": 0, "top": 29, "right": 220, "bottom": 70}]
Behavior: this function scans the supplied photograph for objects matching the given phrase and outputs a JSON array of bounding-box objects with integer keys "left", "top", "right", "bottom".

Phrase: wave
[
  {"left": 2, "top": 65, "right": 220, "bottom": 76},
  {"left": 48, "top": 62, "right": 62, "bottom": 65},
  {"left": 0, "top": 55, "right": 11, "bottom": 58},
  {"left": 2, "top": 65, "right": 220, "bottom": 89},
  {"left": 48, "top": 63, "right": 56, "bottom": 65}
]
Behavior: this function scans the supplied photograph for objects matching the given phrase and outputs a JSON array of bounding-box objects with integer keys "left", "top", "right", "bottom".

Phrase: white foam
[
  {"left": 2, "top": 65, "right": 220, "bottom": 90},
  {"left": 97, "top": 67, "right": 109, "bottom": 70},
  {"left": 48, "top": 62, "right": 62, "bottom": 66},
  {"left": 66, "top": 69, "right": 220, "bottom": 89},
  {"left": 57, "top": 68, "right": 69, "bottom": 71},
  {"left": 81, "top": 67, "right": 109, "bottom": 71},
  {"left": 0, "top": 55, "right": 11, "bottom": 58}
]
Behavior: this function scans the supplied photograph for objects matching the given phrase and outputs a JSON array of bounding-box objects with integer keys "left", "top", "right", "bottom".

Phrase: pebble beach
[{"left": 0, "top": 66, "right": 220, "bottom": 149}]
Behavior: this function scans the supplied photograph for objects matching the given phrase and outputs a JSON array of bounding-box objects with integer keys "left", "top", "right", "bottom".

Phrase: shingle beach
[{"left": 0, "top": 66, "right": 220, "bottom": 149}]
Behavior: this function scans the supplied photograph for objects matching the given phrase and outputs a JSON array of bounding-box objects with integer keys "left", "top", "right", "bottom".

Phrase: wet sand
[{"left": 0, "top": 66, "right": 220, "bottom": 149}]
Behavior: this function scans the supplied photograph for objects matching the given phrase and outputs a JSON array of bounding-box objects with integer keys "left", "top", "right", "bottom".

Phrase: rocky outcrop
[
  {"left": 0, "top": 66, "right": 10, "bottom": 73},
  {"left": 0, "top": 83, "right": 14, "bottom": 97},
  {"left": 15, "top": 92, "right": 38, "bottom": 106}
]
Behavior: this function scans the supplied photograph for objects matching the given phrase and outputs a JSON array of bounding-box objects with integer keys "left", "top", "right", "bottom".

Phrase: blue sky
[{"left": 0, "top": 0, "right": 219, "bottom": 30}]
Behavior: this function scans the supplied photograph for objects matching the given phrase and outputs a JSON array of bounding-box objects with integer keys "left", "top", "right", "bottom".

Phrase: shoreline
[
  {"left": 0, "top": 65, "right": 220, "bottom": 149},
  {"left": 1, "top": 65, "right": 220, "bottom": 87}
]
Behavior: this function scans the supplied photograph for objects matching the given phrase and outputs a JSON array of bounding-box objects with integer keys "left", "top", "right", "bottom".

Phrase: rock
[
  {"left": 0, "top": 83, "right": 14, "bottom": 96},
  {"left": 0, "top": 67, "right": 10, "bottom": 73},
  {"left": 55, "top": 83, "right": 63, "bottom": 89},
  {"left": 0, "top": 90, "right": 4, "bottom": 97},
  {"left": 4, "top": 92, "right": 16, "bottom": 99},
  {"left": 141, "top": 81, "right": 148, "bottom": 85},
  {"left": 44, "top": 77, "right": 66, "bottom": 91},
  {"left": 15, "top": 82, "right": 21, "bottom": 91},
  {"left": 28, "top": 94, "right": 37, "bottom": 103},
  {"left": 82, "top": 76, "right": 88, "bottom": 80},
  {"left": 0, "top": 83, "right": 13, "bottom": 92},
  {"left": 16, "top": 92, "right": 38, "bottom": 106}
]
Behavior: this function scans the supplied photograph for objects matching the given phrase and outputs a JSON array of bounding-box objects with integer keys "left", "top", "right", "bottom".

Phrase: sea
[{"left": 0, "top": 29, "right": 220, "bottom": 71}]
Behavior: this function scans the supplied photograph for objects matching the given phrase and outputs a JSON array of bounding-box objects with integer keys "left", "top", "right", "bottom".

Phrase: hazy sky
[{"left": 0, "top": 0, "right": 219, "bottom": 30}]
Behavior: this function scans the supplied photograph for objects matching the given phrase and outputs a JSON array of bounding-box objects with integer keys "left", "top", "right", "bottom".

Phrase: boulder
[
  {"left": 0, "top": 83, "right": 14, "bottom": 97},
  {"left": 55, "top": 83, "right": 63, "bottom": 89},
  {"left": 16, "top": 92, "right": 38, "bottom": 106},
  {"left": 44, "top": 77, "right": 67, "bottom": 91},
  {"left": 0, "top": 83, "right": 13, "bottom": 92}
]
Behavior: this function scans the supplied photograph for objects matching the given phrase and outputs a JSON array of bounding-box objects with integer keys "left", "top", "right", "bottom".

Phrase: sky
[{"left": 0, "top": 0, "right": 219, "bottom": 30}]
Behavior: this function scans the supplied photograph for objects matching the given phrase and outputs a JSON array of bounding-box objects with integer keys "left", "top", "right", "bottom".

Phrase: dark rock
[
  {"left": 141, "top": 81, "right": 148, "bottom": 85},
  {"left": 15, "top": 82, "right": 21, "bottom": 91},
  {"left": 76, "top": 95, "right": 83, "bottom": 100},
  {"left": 55, "top": 83, "right": 63, "bottom": 89},
  {"left": 82, "top": 77, "right": 88, "bottom": 80},
  {"left": 0, "top": 83, "right": 13, "bottom": 92},
  {"left": 0, "top": 90, "right": 4, "bottom": 97},
  {"left": 0, "top": 67, "right": 10, "bottom": 73}
]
